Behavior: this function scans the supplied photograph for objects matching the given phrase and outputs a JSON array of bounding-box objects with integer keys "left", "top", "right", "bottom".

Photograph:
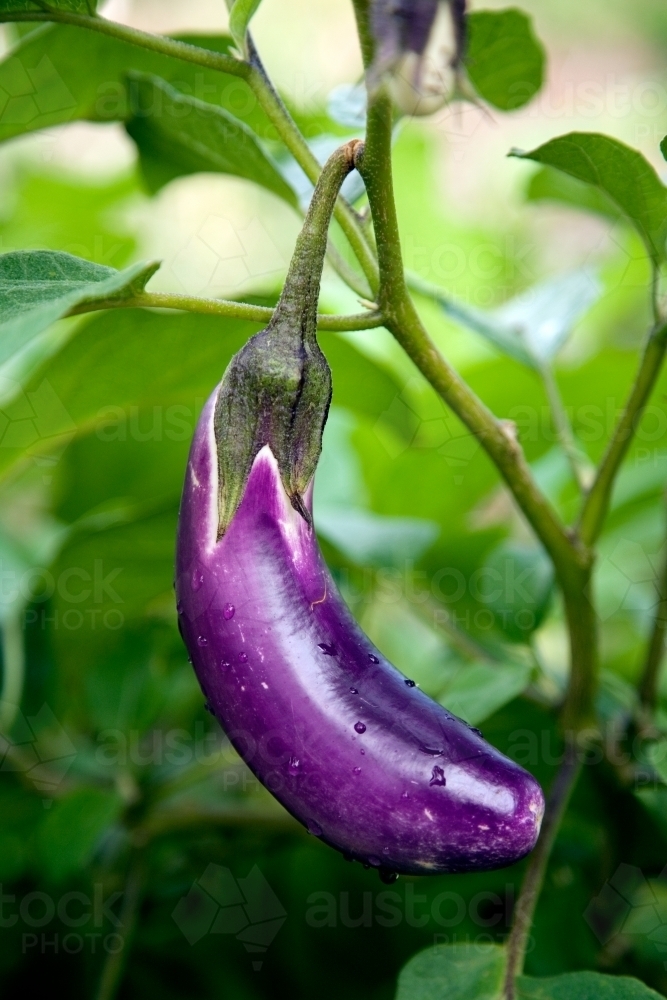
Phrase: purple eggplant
[{"left": 175, "top": 142, "right": 544, "bottom": 877}]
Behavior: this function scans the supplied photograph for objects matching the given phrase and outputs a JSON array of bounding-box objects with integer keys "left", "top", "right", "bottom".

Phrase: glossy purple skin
[{"left": 176, "top": 390, "right": 545, "bottom": 875}]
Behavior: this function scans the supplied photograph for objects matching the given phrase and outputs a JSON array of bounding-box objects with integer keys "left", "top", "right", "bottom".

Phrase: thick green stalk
[
  {"left": 94, "top": 858, "right": 145, "bottom": 1000},
  {"left": 578, "top": 321, "right": 667, "bottom": 546},
  {"left": 639, "top": 498, "right": 667, "bottom": 710},
  {"left": 355, "top": 91, "right": 585, "bottom": 586},
  {"left": 214, "top": 141, "right": 363, "bottom": 531},
  {"left": 561, "top": 568, "right": 598, "bottom": 729},
  {"left": 67, "top": 293, "right": 383, "bottom": 331},
  {"left": 0, "top": 613, "right": 25, "bottom": 735},
  {"left": 504, "top": 739, "right": 581, "bottom": 998}
]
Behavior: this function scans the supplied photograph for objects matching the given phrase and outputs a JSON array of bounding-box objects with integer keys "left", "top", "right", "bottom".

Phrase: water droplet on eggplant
[
  {"left": 307, "top": 820, "right": 322, "bottom": 836},
  {"left": 430, "top": 765, "right": 446, "bottom": 787},
  {"left": 354, "top": 722, "right": 366, "bottom": 734},
  {"left": 223, "top": 603, "right": 235, "bottom": 620},
  {"left": 379, "top": 869, "right": 398, "bottom": 884},
  {"left": 288, "top": 756, "right": 301, "bottom": 776},
  {"left": 405, "top": 679, "right": 416, "bottom": 687},
  {"left": 238, "top": 652, "right": 248, "bottom": 663}
]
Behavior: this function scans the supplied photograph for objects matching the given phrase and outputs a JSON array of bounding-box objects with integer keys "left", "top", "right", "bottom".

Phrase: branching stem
[
  {"left": 503, "top": 739, "right": 581, "bottom": 998},
  {"left": 639, "top": 497, "right": 667, "bottom": 710},
  {"left": 0, "top": 9, "right": 378, "bottom": 294},
  {"left": 578, "top": 321, "right": 667, "bottom": 545},
  {"left": 67, "top": 293, "right": 384, "bottom": 331}
]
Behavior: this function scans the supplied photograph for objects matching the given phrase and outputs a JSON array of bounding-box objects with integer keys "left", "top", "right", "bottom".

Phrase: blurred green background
[{"left": 2, "top": 1, "right": 667, "bottom": 998}]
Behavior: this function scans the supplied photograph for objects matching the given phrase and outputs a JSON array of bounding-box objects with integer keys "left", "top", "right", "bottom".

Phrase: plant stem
[
  {"left": 0, "top": 612, "right": 25, "bottom": 735},
  {"left": 66, "top": 293, "right": 384, "bottom": 331},
  {"left": 560, "top": 569, "right": 599, "bottom": 729},
  {"left": 94, "top": 858, "right": 145, "bottom": 1000},
  {"left": 503, "top": 738, "right": 581, "bottom": 999},
  {"left": 245, "top": 37, "right": 380, "bottom": 295},
  {"left": 578, "top": 321, "right": 667, "bottom": 546},
  {"left": 355, "top": 91, "right": 586, "bottom": 585},
  {"left": 539, "top": 362, "right": 592, "bottom": 493},
  {"left": 1, "top": 9, "right": 246, "bottom": 74},
  {"left": 0, "top": 11, "right": 379, "bottom": 295},
  {"left": 639, "top": 499, "right": 667, "bottom": 710}
]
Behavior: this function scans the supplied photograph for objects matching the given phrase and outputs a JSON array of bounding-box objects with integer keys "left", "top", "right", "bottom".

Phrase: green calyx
[{"left": 214, "top": 139, "right": 365, "bottom": 536}]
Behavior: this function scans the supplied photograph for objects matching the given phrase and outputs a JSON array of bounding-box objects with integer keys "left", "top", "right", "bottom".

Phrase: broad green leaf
[
  {"left": 327, "top": 83, "right": 367, "bottom": 130},
  {"left": 439, "top": 660, "right": 532, "bottom": 725},
  {"left": 516, "top": 971, "right": 664, "bottom": 999},
  {"left": 439, "top": 271, "right": 601, "bottom": 368},
  {"left": 0, "top": 26, "right": 271, "bottom": 144},
  {"left": 526, "top": 166, "right": 621, "bottom": 221},
  {"left": 396, "top": 944, "right": 662, "bottom": 1000},
  {"left": 51, "top": 508, "right": 178, "bottom": 630},
  {"left": 0, "top": 250, "right": 159, "bottom": 366},
  {"left": 315, "top": 408, "right": 439, "bottom": 565},
  {"left": 316, "top": 507, "right": 439, "bottom": 566},
  {"left": 512, "top": 133, "right": 667, "bottom": 267},
  {"left": 0, "top": 308, "right": 402, "bottom": 483},
  {"left": 0, "top": 170, "right": 138, "bottom": 271},
  {"left": 0, "top": 1, "right": 96, "bottom": 12},
  {"left": 481, "top": 543, "right": 554, "bottom": 642},
  {"left": 467, "top": 9, "right": 545, "bottom": 111},
  {"left": 229, "top": 0, "right": 263, "bottom": 53},
  {"left": 125, "top": 73, "right": 297, "bottom": 205},
  {"left": 396, "top": 943, "right": 506, "bottom": 1000},
  {"left": 36, "top": 786, "right": 124, "bottom": 883},
  {"left": 661, "top": 135, "right": 667, "bottom": 161}
]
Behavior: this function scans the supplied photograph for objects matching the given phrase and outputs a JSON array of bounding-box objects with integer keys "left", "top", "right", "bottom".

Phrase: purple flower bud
[{"left": 370, "top": 0, "right": 467, "bottom": 115}]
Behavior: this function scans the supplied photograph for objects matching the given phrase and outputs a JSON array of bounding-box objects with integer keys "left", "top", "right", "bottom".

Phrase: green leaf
[
  {"left": 0, "top": 308, "right": 403, "bottom": 484},
  {"left": 481, "top": 543, "right": 554, "bottom": 642},
  {"left": 512, "top": 133, "right": 667, "bottom": 267},
  {"left": 0, "top": 250, "right": 159, "bottom": 366},
  {"left": 0, "top": 0, "right": 96, "bottom": 12},
  {"left": 396, "top": 943, "right": 506, "bottom": 1000},
  {"left": 467, "top": 9, "right": 545, "bottom": 111},
  {"left": 526, "top": 166, "right": 622, "bottom": 221},
  {"left": 516, "top": 971, "right": 665, "bottom": 999},
  {"left": 441, "top": 271, "right": 602, "bottom": 368},
  {"left": 36, "top": 786, "right": 124, "bottom": 883},
  {"left": 439, "top": 661, "right": 532, "bottom": 725},
  {"left": 125, "top": 73, "right": 297, "bottom": 205},
  {"left": 396, "top": 944, "right": 663, "bottom": 1000},
  {"left": 660, "top": 135, "right": 667, "bottom": 162},
  {"left": 229, "top": 0, "right": 262, "bottom": 54},
  {"left": 0, "top": 26, "right": 270, "bottom": 145}
]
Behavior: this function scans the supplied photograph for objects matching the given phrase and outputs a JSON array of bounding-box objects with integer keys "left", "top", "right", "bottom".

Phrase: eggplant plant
[
  {"left": 175, "top": 142, "right": 545, "bottom": 879},
  {"left": 1, "top": 2, "right": 667, "bottom": 1000}
]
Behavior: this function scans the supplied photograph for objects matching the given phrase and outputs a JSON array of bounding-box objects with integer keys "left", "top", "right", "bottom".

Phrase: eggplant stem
[
  {"left": 94, "top": 857, "right": 145, "bottom": 1000},
  {"left": 503, "top": 739, "right": 581, "bottom": 999}
]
